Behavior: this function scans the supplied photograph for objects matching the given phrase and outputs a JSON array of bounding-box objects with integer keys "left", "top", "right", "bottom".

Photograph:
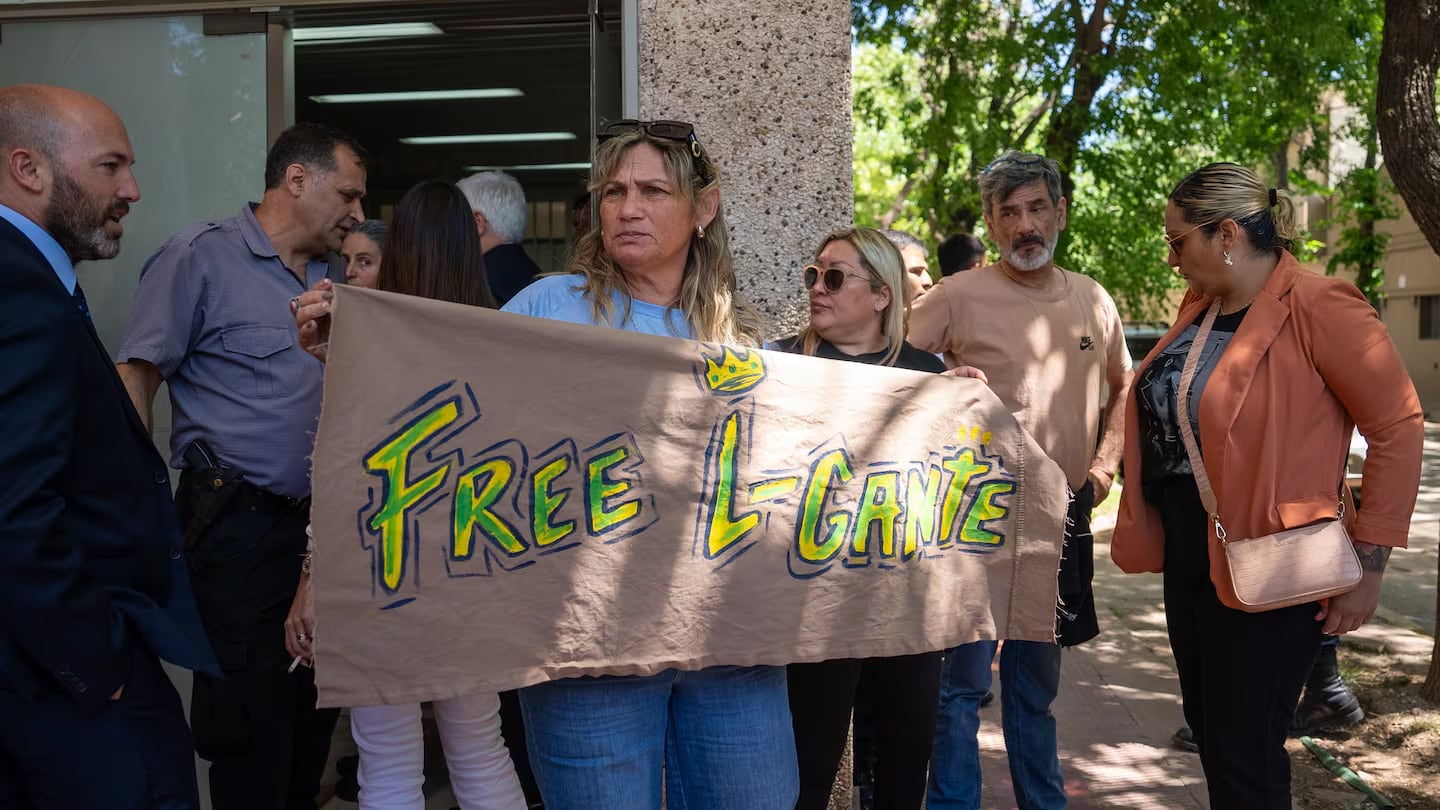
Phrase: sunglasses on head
[
  {"left": 982, "top": 153, "right": 1047, "bottom": 174},
  {"left": 597, "top": 119, "right": 713, "bottom": 184},
  {"left": 803, "top": 264, "right": 871, "bottom": 293}
]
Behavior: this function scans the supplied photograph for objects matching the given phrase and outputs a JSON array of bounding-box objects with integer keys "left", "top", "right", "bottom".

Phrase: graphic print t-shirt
[{"left": 1134, "top": 306, "right": 1248, "bottom": 502}]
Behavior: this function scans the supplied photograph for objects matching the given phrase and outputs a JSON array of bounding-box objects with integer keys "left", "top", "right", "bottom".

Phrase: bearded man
[
  {"left": 908, "top": 151, "right": 1134, "bottom": 810},
  {"left": 0, "top": 83, "right": 217, "bottom": 809}
]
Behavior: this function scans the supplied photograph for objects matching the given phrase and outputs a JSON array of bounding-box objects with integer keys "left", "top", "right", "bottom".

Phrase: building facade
[{"left": 0, "top": 0, "right": 847, "bottom": 367}]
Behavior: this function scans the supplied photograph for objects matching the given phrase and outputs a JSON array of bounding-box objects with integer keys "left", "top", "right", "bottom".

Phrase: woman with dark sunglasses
[
  {"left": 496, "top": 120, "right": 796, "bottom": 809},
  {"left": 770, "top": 227, "right": 947, "bottom": 810}
]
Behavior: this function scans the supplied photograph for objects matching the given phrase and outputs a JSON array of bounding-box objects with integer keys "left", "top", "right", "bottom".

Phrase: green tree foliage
[{"left": 853, "top": 0, "right": 1386, "bottom": 317}]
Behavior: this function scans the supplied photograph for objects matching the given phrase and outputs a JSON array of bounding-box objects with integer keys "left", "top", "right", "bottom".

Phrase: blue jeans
[
  {"left": 927, "top": 640, "right": 1065, "bottom": 810},
  {"left": 519, "top": 665, "right": 798, "bottom": 810}
]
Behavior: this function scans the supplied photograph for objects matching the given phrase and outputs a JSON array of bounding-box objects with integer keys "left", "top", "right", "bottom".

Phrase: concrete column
[{"left": 637, "top": 1, "right": 853, "bottom": 337}]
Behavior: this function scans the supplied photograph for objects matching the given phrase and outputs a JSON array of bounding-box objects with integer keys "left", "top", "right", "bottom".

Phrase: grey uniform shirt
[{"left": 118, "top": 204, "right": 340, "bottom": 498}]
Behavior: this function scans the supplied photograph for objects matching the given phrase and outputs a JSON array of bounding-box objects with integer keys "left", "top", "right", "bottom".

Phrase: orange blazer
[{"left": 1111, "top": 251, "right": 1423, "bottom": 609}]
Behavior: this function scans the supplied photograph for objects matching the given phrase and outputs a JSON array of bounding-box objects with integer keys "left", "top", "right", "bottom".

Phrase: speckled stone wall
[{"left": 637, "top": 0, "right": 853, "bottom": 339}]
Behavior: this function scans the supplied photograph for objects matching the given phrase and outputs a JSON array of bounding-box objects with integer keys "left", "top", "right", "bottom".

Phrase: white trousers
[{"left": 350, "top": 693, "right": 527, "bottom": 810}]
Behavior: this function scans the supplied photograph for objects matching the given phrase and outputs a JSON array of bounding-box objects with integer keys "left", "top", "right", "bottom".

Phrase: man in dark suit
[{"left": 0, "top": 83, "right": 217, "bottom": 809}]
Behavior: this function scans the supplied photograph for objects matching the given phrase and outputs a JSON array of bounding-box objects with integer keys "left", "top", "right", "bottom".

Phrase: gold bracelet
[{"left": 300, "top": 552, "right": 313, "bottom": 576}]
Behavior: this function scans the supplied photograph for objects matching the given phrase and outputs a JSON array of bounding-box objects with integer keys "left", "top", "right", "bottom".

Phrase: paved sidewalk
[
  {"left": 967, "top": 494, "right": 1437, "bottom": 810},
  {"left": 973, "top": 522, "right": 1208, "bottom": 809}
]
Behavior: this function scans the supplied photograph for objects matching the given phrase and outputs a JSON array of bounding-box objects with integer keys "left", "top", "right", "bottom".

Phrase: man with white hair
[{"left": 457, "top": 171, "right": 541, "bottom": 305}]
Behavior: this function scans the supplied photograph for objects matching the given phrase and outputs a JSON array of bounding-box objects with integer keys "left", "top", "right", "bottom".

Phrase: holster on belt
[{"left": 179, "top": 440, "right": 245, "bottom": 555}]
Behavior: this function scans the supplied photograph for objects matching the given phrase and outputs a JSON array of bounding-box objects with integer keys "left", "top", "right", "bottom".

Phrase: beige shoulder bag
[{"left": 1175, "top": 301, "right": 1362, "bottom": 612}]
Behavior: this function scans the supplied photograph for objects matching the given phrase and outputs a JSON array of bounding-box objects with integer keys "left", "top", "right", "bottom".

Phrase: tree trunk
[
  {"left": 1355, "top": 137, "right": 1385, "bottom": 307},
  {"left": 1042, "top": 0, "right": 1113, "bottom": 202},
  {"left": 1377, "top": 0, "right": 1440, "bottom": 703},
  {"left": 877, "top": 171, "right": 922, "bottom": 230},
  {"left": 1377, "top": 0, "right": 1440, "bottom": 255}
]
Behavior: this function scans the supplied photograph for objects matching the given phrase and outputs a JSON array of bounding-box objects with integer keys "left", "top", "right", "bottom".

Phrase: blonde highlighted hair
[
  {"left": 798, "top": 228, "right": 906, "bottom": 366},
  {"left": 1169, "top": 162, "right": 1301, "bottom": 254},
  {"left": 565, "top": 128, "right": 761, "bottom": 347}
]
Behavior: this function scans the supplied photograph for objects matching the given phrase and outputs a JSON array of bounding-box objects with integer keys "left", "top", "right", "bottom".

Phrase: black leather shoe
[
  {"left": 1291, "top": 687, "right": 1365, "bottom": 736},
  {"left": 1290, "top": 642, "right": 1365, "bottom": 736},
  {"left": 1172, "top": 725, "right": 1199, "bottom": 753},
  {"left": 335, "top": 754, "right": 360, "bottom": 803}
]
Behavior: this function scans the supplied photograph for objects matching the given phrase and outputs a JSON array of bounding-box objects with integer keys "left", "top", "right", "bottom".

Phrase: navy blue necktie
[{"left": 73, "top": 284, "right": 90, "bottom": 319}]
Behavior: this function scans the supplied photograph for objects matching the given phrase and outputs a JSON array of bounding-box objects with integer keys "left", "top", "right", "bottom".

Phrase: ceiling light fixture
[
  {"left": 311, "top": 88, "right": 524, "bottom": 104},
  {"left": 465, "top": 162, "right": 593, "bottom": 172},
  {"left": 401, "top": 132, "right": 578, "bottom": 145},
  {"left": 293, "top": 22, "right": 442, "bottom": 43}
]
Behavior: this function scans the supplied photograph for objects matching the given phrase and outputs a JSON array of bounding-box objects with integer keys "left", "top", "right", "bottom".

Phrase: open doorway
[
  {"left": 0, "top": 3, "right": 625, "bottom": 805},
  {"left": 287, "top": 0, "right": 624, "bottom": 273}
]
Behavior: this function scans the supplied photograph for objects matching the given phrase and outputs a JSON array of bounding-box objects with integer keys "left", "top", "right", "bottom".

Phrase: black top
[
  {"left": 1135, "top": 306, "right": 1248, "bottom": 505},
  {"left": 770, "top": 334, "right": 948, "bottom": 373},
  {"left": 483, "top": 242, "right": 543, "bottom": 307}
]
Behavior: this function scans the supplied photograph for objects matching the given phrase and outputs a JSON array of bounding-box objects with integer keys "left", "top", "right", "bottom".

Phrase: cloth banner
[{"left": 311, "top": 285, "right": 1067, "bottom": 707}]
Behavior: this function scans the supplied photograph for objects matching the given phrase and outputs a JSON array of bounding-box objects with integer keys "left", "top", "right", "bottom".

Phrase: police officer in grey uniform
[{"left": 116, "top": 123, "right": 366, "bottom": 810}]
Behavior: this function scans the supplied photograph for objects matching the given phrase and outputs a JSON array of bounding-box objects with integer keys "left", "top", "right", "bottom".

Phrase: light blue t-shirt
[{"left": 502, "top": 274, "right": 693, "bottom": 339}]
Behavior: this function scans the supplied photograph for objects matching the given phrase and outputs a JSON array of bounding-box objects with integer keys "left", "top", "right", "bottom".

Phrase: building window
[{"left": 1421, "top": 295, "right": 1440, "bottom": 340}]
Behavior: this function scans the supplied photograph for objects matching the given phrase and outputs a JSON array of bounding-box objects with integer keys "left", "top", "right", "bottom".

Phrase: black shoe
[
  {"left": 335, "top": 754, "right": 360, "bottom": 802},
  {"left": 980, "top": 690, "right": 994, "bottom": 708},
  {"left": 1291, "top": 689, "right": 1365, "bottom": 735},
  {"left": 1290, "top": 642, "right": 1365, "bottom": 736},
  {"left": 1172, "top": 725, "right": 1199, "bottom": 753}
]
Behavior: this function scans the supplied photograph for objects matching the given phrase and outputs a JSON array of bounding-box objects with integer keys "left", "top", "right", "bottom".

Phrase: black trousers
[
  {"left": 1159, "top": 481, "right": 1322, "bottom": 810},
  {"left": 787, "top": 652, "right": 943, "bottom": 810},
  {"left": 0, "top": 649, "right": 199, "bottom": 810},
  {"left": 177, "top": 473, "right": 339, "bottom": 810}
]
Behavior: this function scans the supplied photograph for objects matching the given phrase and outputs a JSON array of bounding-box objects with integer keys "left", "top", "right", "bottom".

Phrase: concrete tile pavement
[
  {"left": 970, "top": 524, "right": 1208, "bottom": 810},
  {"left": 974, "top": 413, "right": 1439, "bottom": 810}
]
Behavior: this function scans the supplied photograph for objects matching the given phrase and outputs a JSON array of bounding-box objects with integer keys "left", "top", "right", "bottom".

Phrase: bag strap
[
  {"left": 1175, "top": 301, "right": 1348, "bottom": 544},
  {"left": 1175, "top": 301, "right": 1226, "bottom": 541}
]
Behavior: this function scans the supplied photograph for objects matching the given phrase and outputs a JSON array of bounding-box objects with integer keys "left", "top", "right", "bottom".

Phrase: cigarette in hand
[{"left": 288, "top": 654, "right": 303, "bottom": 673}]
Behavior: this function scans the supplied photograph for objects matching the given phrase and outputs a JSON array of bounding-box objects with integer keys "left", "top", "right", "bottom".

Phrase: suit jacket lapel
[
  {"left": 76, "top": 306, "right": 161, "bottom": 454},
  {"left": 0, "top": 223, "right": 161, "bottom": 456},
  {"left": 0, "top": 217, "right": 52, "bottom": 272}
]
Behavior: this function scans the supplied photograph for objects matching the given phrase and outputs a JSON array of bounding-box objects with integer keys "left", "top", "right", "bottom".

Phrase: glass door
[{"left": 0, "top": 15, "right": 268, "bottom": 459}]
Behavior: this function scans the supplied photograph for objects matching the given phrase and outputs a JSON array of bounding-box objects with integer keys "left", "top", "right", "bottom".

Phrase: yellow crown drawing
[{"left": 701, "top": 346, "right": 767, "bottom": 395}]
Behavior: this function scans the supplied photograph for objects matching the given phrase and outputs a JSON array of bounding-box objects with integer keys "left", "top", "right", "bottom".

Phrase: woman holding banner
[
  {"left": 493, "top": 120, "right": 798, "bottom": 809},
  {"left": 770, "top": 227, "right": 946, "bottom": 809},
  {"left": 288, "top": 181, "right": 527, "bottom": 810}
]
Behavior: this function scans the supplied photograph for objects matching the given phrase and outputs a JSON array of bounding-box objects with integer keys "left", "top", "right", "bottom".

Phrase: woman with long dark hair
[{"left": 286, "top": 180, "right": 523, "bottom": 810}]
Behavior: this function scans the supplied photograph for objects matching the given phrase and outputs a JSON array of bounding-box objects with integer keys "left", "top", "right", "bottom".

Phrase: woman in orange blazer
[{"left": 1111, "top": 163, "right": 1423, "bottom": 809}]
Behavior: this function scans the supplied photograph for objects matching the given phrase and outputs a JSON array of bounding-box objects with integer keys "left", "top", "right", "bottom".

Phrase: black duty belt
[{"left": 227, "top": 480, "right": 311, "bottom": 516}]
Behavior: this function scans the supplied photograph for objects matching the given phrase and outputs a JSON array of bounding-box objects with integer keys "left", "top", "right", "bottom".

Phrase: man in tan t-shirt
[{"left": 910, "top": 151, "right": 1132, "bottom": 810}]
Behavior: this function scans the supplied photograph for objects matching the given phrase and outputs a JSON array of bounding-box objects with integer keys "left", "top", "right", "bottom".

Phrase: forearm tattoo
[{"left": 1355, "top": 542, "right": 1392, "bottom": 574}]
